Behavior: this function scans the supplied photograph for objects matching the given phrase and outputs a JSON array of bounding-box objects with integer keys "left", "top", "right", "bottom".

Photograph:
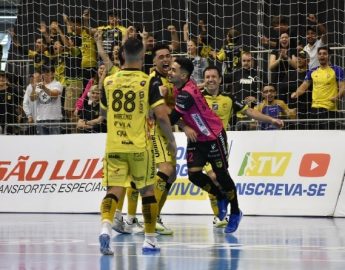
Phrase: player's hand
[
  {"left": 183, "top": 125, "right": 198, "bottom": 142},
  {"left": 244, "top": 96, "right": 257, "bottom": 105},
  {"left": 271, "top": 118, "right": 284, "bottom": 129}
]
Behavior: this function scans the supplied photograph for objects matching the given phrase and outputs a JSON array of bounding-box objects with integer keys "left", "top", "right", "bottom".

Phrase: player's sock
[
  {"left": 158, "top": 182, "right": 172, "bottom": 215},
  {"left": 154, "top": 171, "right": 169, "bottom": 211},
  {"left": 115, "top": 190, "right": 125, "bottom": 213},
  {"left": 142, "top": 195, "right": 158, "bottom": 234},
  {"left": 208, "top": 193, "right": 219, "bottom": 217},
  {"left": 127, "top": 186, "right": 139, "bottom": 217},
  {"left": 225, "top": 189, "right": 240, "bottom": 215},
  {"left": 101, "top": 193, "right": 118, "bottom": 223}
]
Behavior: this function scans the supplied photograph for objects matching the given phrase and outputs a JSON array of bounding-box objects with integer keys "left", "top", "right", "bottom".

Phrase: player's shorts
[
  {"left": 64, "top": 78, "right": 83, "bottom": 111},
  {"left": 102, "top": 149, "right": 156, "bottom": 190},
  {"left": 151, "top": 126, "right": 176, "bottom": 165},
  {"left": 187, "top": 129, "right": 229, "bottom": 171}
]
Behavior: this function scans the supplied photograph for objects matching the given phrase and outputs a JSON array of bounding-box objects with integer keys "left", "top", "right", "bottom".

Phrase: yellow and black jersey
[
  {"left": 101, "top": 68, "right": 164, "bottom": 153},
  {"left": 202, "top": 89, "right": 247, "bottom": 129},
  {"left": 81, "top": 30, "right": 97, "bottom": 68},
  {"left": 149, "top": 70, "right": 174, "bottom": 109},
  {"left": 28, "top": 50, "right": 51, "bottom": 71}
]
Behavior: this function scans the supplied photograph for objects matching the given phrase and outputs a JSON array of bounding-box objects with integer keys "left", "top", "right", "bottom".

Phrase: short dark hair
[
  {"left": 108, "top": 11, "right": 118, "bottom": 18},
  {"left": 203, "top": 65, "right": 222, "bottom": 78},
  {"left": 174, "top": 57, "right": 194, "bottom": 77},
  {"left": 123, "top": 38, "right": 144, "bottom": 62},
  {"left": 307, "top": 26, "right": 317, "bottom": 33},
  {"left": 152, "top": 43, "right": 170, "bottom": 57},
  {"left": 41, "top": 65, "right": 55, "bottom": 73},
  {"left": 317, "top": 46, "right": 330, "bottom": 54}
]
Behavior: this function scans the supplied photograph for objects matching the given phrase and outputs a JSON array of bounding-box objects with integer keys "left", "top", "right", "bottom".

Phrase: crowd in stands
[{"left": 0, "top": 11, "right": 344, "bottom": 135}]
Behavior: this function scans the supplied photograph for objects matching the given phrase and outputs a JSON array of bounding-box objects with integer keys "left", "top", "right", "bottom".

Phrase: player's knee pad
[
  {"left": 142, "top": 195, "right": 157, "bottom": 205},
  {"left": 104, "top": 193, "right": 118, "bottom": 202}
]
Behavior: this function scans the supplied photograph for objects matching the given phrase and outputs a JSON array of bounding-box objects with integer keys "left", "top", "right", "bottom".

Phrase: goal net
[{"left": 1, "top": 0, "right": 345, "bottom": 134}]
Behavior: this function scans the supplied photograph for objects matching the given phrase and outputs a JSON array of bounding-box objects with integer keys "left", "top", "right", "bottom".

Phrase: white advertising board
[{"left": 0, "top": 131, "right": 344, "bottom": 216}]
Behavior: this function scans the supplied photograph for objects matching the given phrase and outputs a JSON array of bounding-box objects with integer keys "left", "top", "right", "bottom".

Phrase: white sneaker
[
  {"left": 112, "top": 217, "right": 131, "bottom": 234},
  {"left": 156, "top": 217, "right": 173, "bottom": 235},
  {"left": 142, "top": 238, "right": 160, "bottom": 252},
  {"left": 213, "top": 216, "right": 228, "bottom": 228},
  {"left": 126, "top": 217, "right": 144, "bottom": 234}
]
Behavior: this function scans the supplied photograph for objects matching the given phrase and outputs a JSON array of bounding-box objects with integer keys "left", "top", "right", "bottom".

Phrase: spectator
[
  {"left": 303, "top": 14, "right": 327, "bottom": 70},
  {"left": 23, "top": 72, "right": 40, "bottom": 134},
  {"left": 51, "top": 22, "right": 83, "bottom": 124},
  {"left": 10, "top": 34, "right": 51, "bottom": 72},
  {"left": 291, "top": 46, "right": 345, "bottom": 129},
  {"left": 186, "top": 37, "right": 208, "bottom": 86},
  {"left": 30, "top": 66, "right": 63, "bottom": 135},
  {"left": 96, "top": 11, "right": 127, "bottom": 53},
  {"left": 261, "top": 16, "right": 299, "bottom": 50},
  {"left": 0, "top": 71, "right": 22, "bottom": 134},
  {"left": 209, "top": 27, "right": 242, "bottom": 74},
  {"left": 269, "top": 32, "right": 297, "bottom": 102},
  {"left": 74, "top": 63, "right": 107, "bottom": 117},
  {"left": 224, "top": 51, "right": 261, "bottom": 129},
  {"left": 76, "top": 85, "right": 106, "bottom": 133},
  {"left": 255, "top": 84, "right": 296, "bottom": 130},
  {"left": 64, "top": 13, "right": 98, "bottom": 89},
  {"left": 280, "top": 50, "right": 312, "bottom": 128}
]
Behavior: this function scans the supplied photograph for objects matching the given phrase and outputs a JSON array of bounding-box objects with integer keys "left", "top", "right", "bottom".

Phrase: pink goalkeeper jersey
[{"left": 174, "top": 79, "right": 223, "bottom": 141}]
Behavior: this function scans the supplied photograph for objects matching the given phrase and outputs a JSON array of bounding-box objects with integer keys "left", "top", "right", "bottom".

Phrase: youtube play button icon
[{"left": 299, "top": 153, "right": 331, "bottom": 177}]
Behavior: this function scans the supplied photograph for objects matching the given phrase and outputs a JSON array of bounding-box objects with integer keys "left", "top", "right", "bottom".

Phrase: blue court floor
[{"left": 0, "top": 213, "right": 344, "bottom": 270}]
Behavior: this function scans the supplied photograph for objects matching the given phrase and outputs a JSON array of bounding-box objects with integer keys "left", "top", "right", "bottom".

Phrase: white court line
[{"left": 0, "top": 251, "right": 345, "bottom": 264}]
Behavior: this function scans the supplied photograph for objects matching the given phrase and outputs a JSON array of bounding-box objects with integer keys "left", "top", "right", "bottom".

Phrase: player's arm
[{"left": 149, "top": 78, "right": 176, "bottom": 155}]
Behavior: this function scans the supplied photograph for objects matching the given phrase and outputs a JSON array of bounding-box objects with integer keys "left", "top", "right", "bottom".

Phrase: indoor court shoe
[
  {"left": 126, "top": 217, "right": 144, "bottom": 234},
  {"left": 112, "top": 217, "right": 131, "bottom": 234},
  {"left": 217, "top": 198, "right": 229, "bottom": 221},
  {"left": 99, "top": 234, "right": 114, "bottom": 255},
  {"left": 213, "top": 216, "right": 228, "bottom": 228},
  {"left": 224, "top": 210, "right": 243, "bottom": 234},
  {"left": 156, "top": 217, "right": 173, "bottom": 235},
  {"left": 142, "top": 238, "right": 161, "bottom": 253}
]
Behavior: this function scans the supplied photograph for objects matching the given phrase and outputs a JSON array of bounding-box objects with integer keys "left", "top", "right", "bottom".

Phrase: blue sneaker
[
  {"left": 224, "top": 210, "right": 243, "bottom": 234},
  {"left": 217, "top": 198, "right": 229, "bottom": 221},
  {"left": 99, "top": 234, "right": 114, "bottom": 255},
  {"left": 142, "top": 238, "right": 160, "bottom": 253}
]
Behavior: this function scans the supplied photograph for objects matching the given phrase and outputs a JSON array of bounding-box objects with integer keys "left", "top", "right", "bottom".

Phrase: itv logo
[{"left": 238, "top": 152, "right": 292, "bottom": 176}]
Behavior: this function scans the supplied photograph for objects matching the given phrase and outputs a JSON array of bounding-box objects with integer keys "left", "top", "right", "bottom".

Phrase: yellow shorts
[
  {"left": 102, "top": 150, "right": 156, "bottom": 190},
  {"left": 151, "top": 126, "right": 175, "bottom": 165},
  {"left": 64, "top": 79, "right": 83, "bottom": 111}
]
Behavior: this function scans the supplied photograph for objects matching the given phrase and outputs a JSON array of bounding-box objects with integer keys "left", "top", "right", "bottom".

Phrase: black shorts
[{"left": 186, "top": 129, "right": 229, "bottom": 171}]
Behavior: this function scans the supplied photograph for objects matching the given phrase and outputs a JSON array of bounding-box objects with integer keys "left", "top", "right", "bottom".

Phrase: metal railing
[{"left": 235, "top": 118, "right": 345, "bottom": 131}]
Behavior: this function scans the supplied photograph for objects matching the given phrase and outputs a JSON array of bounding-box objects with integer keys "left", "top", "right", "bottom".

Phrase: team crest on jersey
[
  {"left": 215, "top": 160, "right": 223, "bottom": 168},
  {"left": 140, "top": 80, "right": 146, "bottom": 86},
  {"left": 212, "top": 104, "right": 219, "bottom": 110}
]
